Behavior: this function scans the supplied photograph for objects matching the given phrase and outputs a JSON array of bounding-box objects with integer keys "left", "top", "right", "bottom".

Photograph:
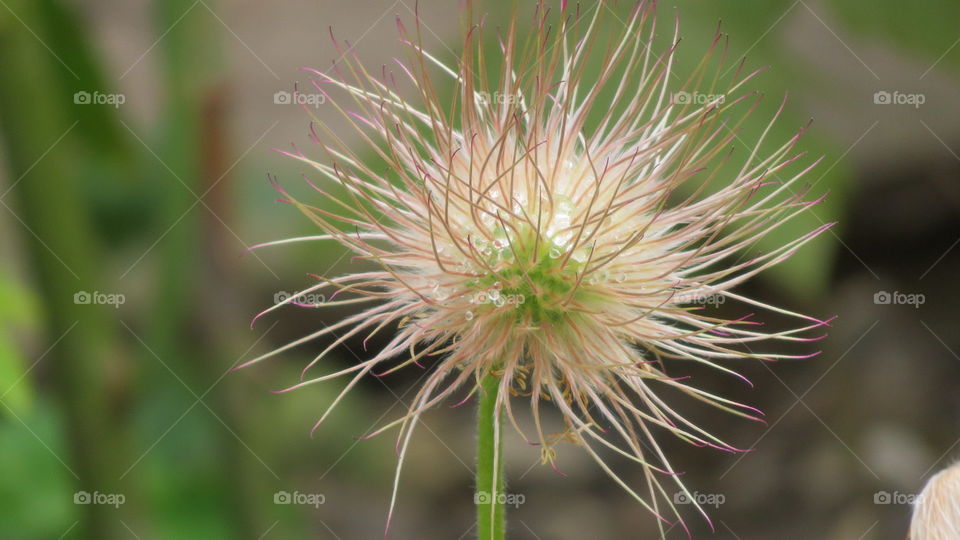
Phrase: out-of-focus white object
[{"left": 911, "top": 462, "right": 960, "bottom": 539}]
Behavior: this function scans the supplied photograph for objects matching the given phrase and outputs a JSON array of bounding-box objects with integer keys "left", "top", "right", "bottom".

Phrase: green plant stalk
[
  {"left": 476, "top": 373, "right": 506, "bottom": 540},
  {"left": 0, "top": 2, "right": 121, "bottom": 536},
  {"left": 142, "top": 1, "right": 264, "bottom": 537},
  {"left": 35, "top": 0, "right": 134, "bottom": 159}
]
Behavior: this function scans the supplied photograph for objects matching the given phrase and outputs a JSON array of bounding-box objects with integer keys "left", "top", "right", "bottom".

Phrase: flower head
[
  {"left": 245, "top": 0, "right": 832, "bottom": 533},
  {"left": 911, "top": 462, "right": 960, "bottom": 540}
]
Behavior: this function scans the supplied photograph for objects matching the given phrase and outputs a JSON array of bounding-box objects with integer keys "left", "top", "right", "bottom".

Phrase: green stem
[
  {"left": 476, "top": 373, "right": 506, "bottom": 540},
  {"left": 0, "top": 3, "right": 122, "bottom": 536}
]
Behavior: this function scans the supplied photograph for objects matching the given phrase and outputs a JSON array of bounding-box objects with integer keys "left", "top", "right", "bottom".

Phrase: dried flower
[
  {"left": 911, "top": 463, "right": 960, "bottom": 540},
  {"left": 245, "top": 0, "right": 831, "bottom": 533}
]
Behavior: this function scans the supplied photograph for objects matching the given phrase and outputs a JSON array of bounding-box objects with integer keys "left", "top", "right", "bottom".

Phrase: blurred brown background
[{"left": 1, "top": 0, "right": 959, "bottom": 538}]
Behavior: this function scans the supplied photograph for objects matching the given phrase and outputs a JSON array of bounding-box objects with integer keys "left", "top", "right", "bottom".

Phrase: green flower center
[{"left": 467, "top": 225, "right": 593, "bottom": 325}]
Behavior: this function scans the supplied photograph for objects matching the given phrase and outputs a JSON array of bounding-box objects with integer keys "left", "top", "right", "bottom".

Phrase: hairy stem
[{"left": 476, "top": 373, "right": 506, "bottom": 540}]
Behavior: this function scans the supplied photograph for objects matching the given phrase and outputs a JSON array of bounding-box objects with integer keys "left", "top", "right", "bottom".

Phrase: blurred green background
[{"left": 1, "top": 0, "right": 959, "bottom": 538}]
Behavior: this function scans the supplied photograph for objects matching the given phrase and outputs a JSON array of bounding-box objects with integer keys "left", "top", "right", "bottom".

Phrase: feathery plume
[
  {"left": 911, "top": 463, "right": 960, "bottom": 539},
  {"left": 246, "top": 0, "right": 832, "bottom": 534}
]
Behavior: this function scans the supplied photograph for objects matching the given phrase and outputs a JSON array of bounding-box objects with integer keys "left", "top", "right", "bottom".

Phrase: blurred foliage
[
  {"left": 0, "top": 271, "right": 38, "bottom": 415},
  {"left": 826, "top": 0, "right": 960, "bottom": 70},
  {"left": 0, "top": 332, "right": 30, "bottom": 415},
  {"left": 0, "top": 402, "right": 74, "bottom": 538}
]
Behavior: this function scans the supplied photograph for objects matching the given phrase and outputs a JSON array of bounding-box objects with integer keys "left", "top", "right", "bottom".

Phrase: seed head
[{"left": 245, "top": 1, "right": 833, "bottom": 534}]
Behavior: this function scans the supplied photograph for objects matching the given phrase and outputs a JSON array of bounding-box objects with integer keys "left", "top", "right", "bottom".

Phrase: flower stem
[{"left": 476, "top": 373, "right": 506, "bottom": 540}]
